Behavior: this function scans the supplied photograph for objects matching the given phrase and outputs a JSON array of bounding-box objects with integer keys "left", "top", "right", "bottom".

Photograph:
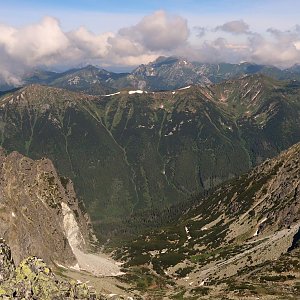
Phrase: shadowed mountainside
[{"left": 0, "top": 75, "right": 299, "bottom": 240}]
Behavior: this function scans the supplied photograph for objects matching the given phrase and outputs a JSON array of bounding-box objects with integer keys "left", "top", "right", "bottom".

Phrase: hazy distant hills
[
  {"left": 2, "top": 56, "right": 300, "bottom": 93},
  {"left": 0, "top": 74, "right": 299, "bottom": 239}
]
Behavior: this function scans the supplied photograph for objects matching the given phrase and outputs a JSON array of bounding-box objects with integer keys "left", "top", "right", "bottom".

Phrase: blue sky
[
  {"left": 1, "top": 0, "right": 299, "bottom": 32},
  {"left": 2, "top": 0, "right": 296, "bottom": 14},
  {"left": 3, "top": 0, "right": 247, "bottom": 13}
]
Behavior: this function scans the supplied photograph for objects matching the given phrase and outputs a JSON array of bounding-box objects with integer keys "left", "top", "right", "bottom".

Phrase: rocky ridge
[
  {"left": 0, "top": 147, "right": 96, "bottom": 267},
  {"left": 0, "top": 149, "right": 131, "bottom": 298},
  {"left": 3, "top": 56, "right": 300, "bottom": 94},
  {"left": 0, "top": 238, "right": 105, "bottom": 299}
]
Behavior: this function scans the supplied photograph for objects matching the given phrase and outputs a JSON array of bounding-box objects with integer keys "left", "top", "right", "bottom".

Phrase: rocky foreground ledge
[{"left": 0, "top": 239, "right": 107, "bottom": 299}]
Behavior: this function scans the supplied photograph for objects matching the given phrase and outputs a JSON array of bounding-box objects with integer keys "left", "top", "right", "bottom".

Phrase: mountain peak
[
  {"left": 80, "top": 64, "right": 101, "bottom": 72},
  {"left": 151, "top": 56, "right": 180, "bottom": 66},
  {"left": 0, "top": 84, "right": 95, "bottom": 110}
]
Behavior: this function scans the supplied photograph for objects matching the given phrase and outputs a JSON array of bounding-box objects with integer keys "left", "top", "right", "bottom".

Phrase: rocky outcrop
[
  {"left": 0, "top": 240, "right": 104, "bottom": 299},
  {"left": 0, "top": 148, "right": 96, "bottom": 267},
  {"left": 0, "top": 238, "right": 15, "bottom": 283}
]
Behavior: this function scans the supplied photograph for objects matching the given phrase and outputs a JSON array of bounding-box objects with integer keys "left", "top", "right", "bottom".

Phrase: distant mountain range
[{"left": 2, "top": 56, "right": 300, "bottom": 93}]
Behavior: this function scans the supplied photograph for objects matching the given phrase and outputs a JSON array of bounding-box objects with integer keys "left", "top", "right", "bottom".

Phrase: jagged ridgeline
[
  {"left": 0, "top": 74, "right": 299, "bottom": 239},
  {"left": 7, "top": 56, "right": 300, "bottom": 94}
]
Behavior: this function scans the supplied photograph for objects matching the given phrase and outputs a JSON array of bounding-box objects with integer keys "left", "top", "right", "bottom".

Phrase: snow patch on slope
[
  {"left": 178, "top": 85, "right": 191, "bottom": 90},
  {"left": 128, "top": 90, "right": 144, "bottom": 94},
  {"left": 103, "top": 92, "right": 120, "bottom": 97},
  {"left": 253, "top": 217, "right": 268, "bottom": 237},
  {"left": 68, "top": 76, "right": 80, "bottom": 85},
  {"left": 185, "top": 226, "right": 192, "bottom": 240}
]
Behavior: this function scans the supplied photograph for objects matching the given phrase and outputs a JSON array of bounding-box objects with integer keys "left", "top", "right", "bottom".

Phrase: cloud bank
[
  {"left": 215, "top": 20, "right": 250, "bottom": 34},
  {"left": 0, "top": 11, "right": 300, "bottom": 85}
]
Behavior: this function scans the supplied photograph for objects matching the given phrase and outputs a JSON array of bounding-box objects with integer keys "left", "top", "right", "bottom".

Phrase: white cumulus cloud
[
  {"left": 215, "top": 20, "right": 250, "bottom": 35},
  {"left": 0, "top": 13, "right": 300, "bottom": 86},
  {"left": 0, "top": 11, "right": 190, "bottom": 85},
  {"left": 117, "top": 10, "right": 189, "bottom": 51}
]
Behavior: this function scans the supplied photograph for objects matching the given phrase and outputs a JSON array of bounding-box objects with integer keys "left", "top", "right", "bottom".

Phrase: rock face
[
  {"left": 131, "top": 56, "right": 211, "bottom": 90},
  {"left": 0, "top": 238, "right": 15, "bottom": 283},
  {"left": 0, "top": 148, "right": 95, "bottom": 266},
  {"left": 0, "top": 240, "right": 103, "bottom": 299}
]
